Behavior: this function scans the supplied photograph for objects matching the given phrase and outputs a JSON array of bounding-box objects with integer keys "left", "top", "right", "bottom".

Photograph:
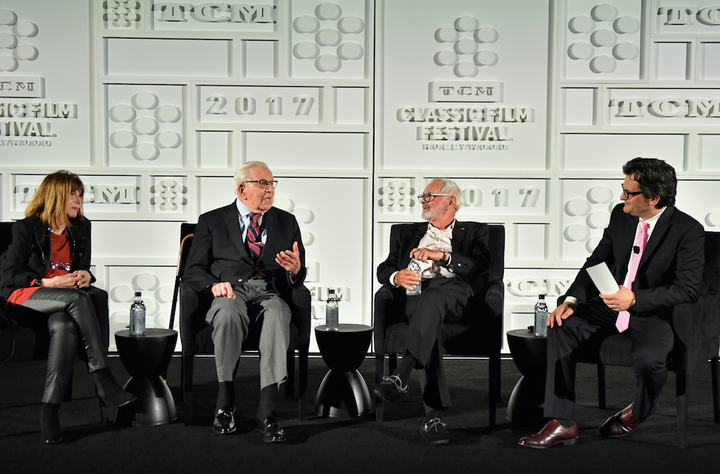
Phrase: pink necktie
[{"left": 616, "top": 220, "right": 649, "bottom": 332}]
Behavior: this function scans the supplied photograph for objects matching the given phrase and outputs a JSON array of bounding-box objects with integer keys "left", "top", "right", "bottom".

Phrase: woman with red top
[{"left": 0, "top": 170, "right": 135, "bottom": 444}]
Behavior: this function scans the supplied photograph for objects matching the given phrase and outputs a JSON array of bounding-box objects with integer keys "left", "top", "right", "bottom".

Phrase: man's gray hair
[
  {"left": 433, "top": 179, "right": 464, "bottom": 211},
  {"left": 234, "top": 161, "right": 269, "bottom": 190}
]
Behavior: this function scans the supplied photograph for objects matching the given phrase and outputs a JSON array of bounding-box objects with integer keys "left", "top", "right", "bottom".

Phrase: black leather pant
[{"left": 19, "top": 287, "right": 109, "bottom": 404}]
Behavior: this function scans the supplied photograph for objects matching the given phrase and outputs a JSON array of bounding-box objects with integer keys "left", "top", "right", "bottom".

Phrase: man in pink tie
[{"left": 519, "top": 158, "right": 705, "bottom": 449}]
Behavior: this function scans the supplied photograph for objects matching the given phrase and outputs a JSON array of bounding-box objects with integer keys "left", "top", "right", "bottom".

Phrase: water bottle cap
[
  {"left": 135, "top": 291, "right": 141, "bottom": 296},
  {"left": 539, "top": 294, "right": 545, "bottom": 298}
]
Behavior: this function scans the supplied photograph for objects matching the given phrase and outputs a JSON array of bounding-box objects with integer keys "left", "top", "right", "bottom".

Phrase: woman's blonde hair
[{"left": 25, "top": 170, "right": 85, "bottom": 230}]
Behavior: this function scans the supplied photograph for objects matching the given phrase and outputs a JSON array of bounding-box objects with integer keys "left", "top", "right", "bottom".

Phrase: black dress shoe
[
  {"left": 213, "top": 407, "right": 236, "bottom": 435},
  {"left": 599, "top": 402, "right": 657, "bottom": 438},
  {"left": 518, "top": 419, "right": 578, "bottom": 449},
  {"left": 421, "top": 418, "right": 449, "bottom": 446},
  {"left": 256, "top": 415, "right": 286, "bottom": 443},
  {"left": 373, "top": 375, "right": 409, "bottom": 402}
]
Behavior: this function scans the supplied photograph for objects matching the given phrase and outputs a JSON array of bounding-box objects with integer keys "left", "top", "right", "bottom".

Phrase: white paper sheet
[{"left": 586, "top": 262, "right": 620, "bottom": 294}]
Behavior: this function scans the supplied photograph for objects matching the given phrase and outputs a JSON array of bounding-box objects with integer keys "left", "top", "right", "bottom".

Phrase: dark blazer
[
  {"left": 377, "top": 220, "right": 491, "bottom": 296},
  {"left": 183, "top": 202, "right": 306, "bottom": 298},
  {"left": 0, "top": 216, "right": 96, "bottom": 300},
  {"left": 564, "top": 203, "right": 704, "bottom": 318}
]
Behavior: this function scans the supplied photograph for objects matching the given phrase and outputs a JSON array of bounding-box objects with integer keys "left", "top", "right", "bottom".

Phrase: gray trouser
[{"left": 205, "top": 279, "right": 291, "bottom": 390}]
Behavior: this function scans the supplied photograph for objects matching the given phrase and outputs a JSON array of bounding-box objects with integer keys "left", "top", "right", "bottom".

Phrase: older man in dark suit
[
  {"left": 374, "top": 179, "right": 491, "bottom": 445},
  {"left": 519, "top": 157, "right": 705, "bottom": 448},
  {"left": 183, "top": 161, "right": 305, "bottom": 443}
]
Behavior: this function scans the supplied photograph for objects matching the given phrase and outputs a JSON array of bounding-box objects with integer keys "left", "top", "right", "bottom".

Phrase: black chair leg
[
  {"left": 182, "top": 354, "right": 194, "bottom": 425},
  {"left": 711, "top": 357, "right": 719, "bottom": 424},
  {"left": 488, "top": 351, "right": 500, "bottom": 427},
  {"left": 375, "top": 353, "right": 386, "bottom": 422},
  {"left": 285, "top": 350, "right": 296, "bottom": 398},
  {"left": 676, "top": 371, "right": 687, "bottom": 450},
  {"left": 298, "top": 346, "right": 309, "bottom": 420}
]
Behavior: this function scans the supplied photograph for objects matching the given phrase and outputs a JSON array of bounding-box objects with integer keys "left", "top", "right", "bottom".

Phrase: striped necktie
[{"left": 246, "top": 212, "right": 264, "bottom": 263}]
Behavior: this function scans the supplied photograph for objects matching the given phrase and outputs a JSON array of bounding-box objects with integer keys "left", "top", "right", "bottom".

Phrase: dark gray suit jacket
[
  {"left": 564, "top": 203, "right": 704, "bottom": 318},
  {"left": 183, "top": 202, "right": 306, "bottom": 299}
]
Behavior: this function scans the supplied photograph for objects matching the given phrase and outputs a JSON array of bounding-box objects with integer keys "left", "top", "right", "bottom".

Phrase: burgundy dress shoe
[
  {"left": 518, "top": 419, "right": 578, "bottom": 449},
  {"left": 599, "top": 402, "right": 657, "bottom": 438}
]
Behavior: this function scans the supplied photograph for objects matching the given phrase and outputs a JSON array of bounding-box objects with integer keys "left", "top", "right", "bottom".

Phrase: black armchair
[
  {"left": 578, "top": 230, "right": 720, "bottom": 449},
  {"left": 374, "top": 224, "right": 505, "bottom": 426},
  {"left": 169, "top": 223, "right": 311, "bottom": 424}
]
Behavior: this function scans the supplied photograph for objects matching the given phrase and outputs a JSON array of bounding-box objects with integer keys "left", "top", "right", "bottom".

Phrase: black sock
[
  {"left": 425, "top": 408, "right": 443, "bottom": 421},
  {"left": 394, "top": 353, "right": 417, "bottom": 386},
  {"left": 558, "top": 418, "right": 575, "bottom": 427},
  {"left": 216, "top": 381, "right": 235, "bottom": 413},
  {"left": 257, "top": 385, "right": 278, "bottom": 421}
]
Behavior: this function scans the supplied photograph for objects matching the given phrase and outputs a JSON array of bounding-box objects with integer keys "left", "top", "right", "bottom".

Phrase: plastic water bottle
[
  {"left": 325, "top": 288, "right": 339, "bottom": 332},
  {"left": 129, "top": 291, "right": 146, "bottom": 336},
  {"left": 406, "top": 259, "right": 422, "bottom": 296},
  {"left": 534, "top": 294, "right": 548, "bottom": 337}
]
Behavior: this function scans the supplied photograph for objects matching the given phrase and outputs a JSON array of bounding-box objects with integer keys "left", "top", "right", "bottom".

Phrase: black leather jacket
[{"left": 0, "top": 216, "right": 96, "bottom": 300}]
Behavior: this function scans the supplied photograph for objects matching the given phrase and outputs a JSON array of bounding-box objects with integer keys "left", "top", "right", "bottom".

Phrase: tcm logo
[
  {"left": 152, "top": 3, "right": 275, "bottom": 23},
  {"left": 429, "top": 81, "right": 503, "bottom": 103},
  {"left": 0, "top": 77, "right": 44, "bottom": 99},
  {"left": 15, "top": 185, "right": 138, "bottom": 204},
  {"left": 506, "top": 278, "right": 571, "bottom": 297},
  {"left": 658, "top": 6, "right": 720, "bottom": 25}
]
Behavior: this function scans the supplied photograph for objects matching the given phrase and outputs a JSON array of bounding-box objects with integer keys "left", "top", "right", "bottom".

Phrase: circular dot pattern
[
  {"left": 0, "top": 9, "right": 39, "bottom": 71},
  {"left": 293, "top": 3, "right": 365, "bottom": 73},
  {"left": 433, "top": 16, "right": 499, "bottom": 77},
  {"left": 567, "top": 5, "right": 639, "bottom": 75}
]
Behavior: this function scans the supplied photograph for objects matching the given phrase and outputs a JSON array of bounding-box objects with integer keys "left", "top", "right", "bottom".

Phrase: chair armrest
[
  {"left": 373, "top": 285, "right": 405, "bottom": 354},
  {"left": 672, "top": 293, "right": 720, "bottom": 373},
  {"left": 290, "top": 285, "right": 312, "bottom": 349},
  {"left": 179, "top": 281, "right": 202, "bottom": 356},
  {"left": 484, "top": 280, "right": 504, "bottom": 320}
]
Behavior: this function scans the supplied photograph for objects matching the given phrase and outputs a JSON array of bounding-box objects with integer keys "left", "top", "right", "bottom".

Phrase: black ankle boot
[
  {"left": 41, "top": 403, "right": 62, "bottom": 444},
  {"left": 91, "top": 368, "right": 137, "bottom": 408}
]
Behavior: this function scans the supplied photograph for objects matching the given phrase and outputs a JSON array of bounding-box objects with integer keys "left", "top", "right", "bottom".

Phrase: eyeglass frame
[
  {"left": 243, "top": 179, "right": 278, "bottom": 189},
  {"left": 620, "top": 184, "right": 644, "bottom": 199},
  {"left": 417, "top": 193, "right": 452, "bottom": 203}
]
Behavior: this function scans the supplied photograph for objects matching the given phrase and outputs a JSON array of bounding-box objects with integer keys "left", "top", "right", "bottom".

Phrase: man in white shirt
[{"left": 374, "top": 179, "right": 491, "bottom": 445}]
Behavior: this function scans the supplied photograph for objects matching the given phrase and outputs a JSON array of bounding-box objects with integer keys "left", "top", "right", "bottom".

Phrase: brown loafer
[
  {"left": 599, "top": 402, "right": 657, "bottom": 438},
  {"left": 519, "top": 419, "right": 578, "bottom": 449}
]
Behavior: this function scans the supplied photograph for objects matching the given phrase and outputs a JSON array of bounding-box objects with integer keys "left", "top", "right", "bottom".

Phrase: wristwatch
[
  {"left": 631, "top": 298, "right": 637, "bottom": 313},
  {"left": 441, "top": 250, "right": 449, "bottom": 265}
]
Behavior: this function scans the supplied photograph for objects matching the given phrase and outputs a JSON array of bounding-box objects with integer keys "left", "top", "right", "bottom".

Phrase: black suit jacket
[
  {"left": 183, "top": 202, "right": 306, "bottom": 298},
  {"left": 377, "top": 221, "right": 491, "bottom": 296},
  {"left": 564, "top": 203, "right": 704, "bottom": 318}
]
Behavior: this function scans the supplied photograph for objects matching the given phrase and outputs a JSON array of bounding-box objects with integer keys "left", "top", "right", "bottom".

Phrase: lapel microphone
[{"left": 633, "top": 245, "right": 640, "bottom": 254}]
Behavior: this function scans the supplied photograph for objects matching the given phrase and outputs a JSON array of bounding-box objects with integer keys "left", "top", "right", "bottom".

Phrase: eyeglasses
[
  {"left": 244, "top": 179, "right": 278, "bottom": 189},
  {"left": 50, "top": 261, "right": 71, "bottom": 272},
  {"left": 417, "top": 193, "right": 452, "bottom": 203},
  {"left": 620, "top": 185, "right": 643, "bottom": 199}
]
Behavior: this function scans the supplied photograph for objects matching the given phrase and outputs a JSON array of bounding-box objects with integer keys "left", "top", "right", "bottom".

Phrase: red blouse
[{"left": 7, "top": 230, "right": 72, "bottom": 306}]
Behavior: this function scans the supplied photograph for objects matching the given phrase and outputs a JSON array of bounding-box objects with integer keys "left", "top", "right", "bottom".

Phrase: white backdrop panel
[
  {"left": 0, "top": 0, "right": 91, "bottom": 166},
  {"left": 105, "top": 38, "right": 231, "bottom": 77},
  {"left": 92, "top": 221, "right": 181, "bottom": 259},
  {"left": 562, "top": 134, "right": 686, "bottom": 171},
  {"left": 244, "top": 132, "right": 367, "bottom": 170},
  {"left": 379, "top": 0, "right": 549, "bottom": 171}
]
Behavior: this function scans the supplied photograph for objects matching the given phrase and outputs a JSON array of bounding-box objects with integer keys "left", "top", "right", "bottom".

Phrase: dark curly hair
[{"left": 622, "top": 157, "right": 676, "bottom": 208}]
